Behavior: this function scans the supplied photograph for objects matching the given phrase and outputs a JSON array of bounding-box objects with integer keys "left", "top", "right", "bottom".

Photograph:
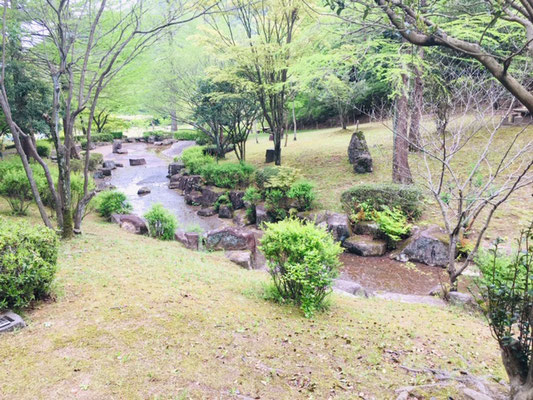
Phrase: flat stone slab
[
  {"left": 129, "top": 158, "right": 146, "bottom": 166},
  {"left": 333, "top": 279, "right": 371, "bottom": 297},
  {"left": 0, "top": 311, "right": 26, "bottom": 333},
  {"left": 343, "top": 235, "right": 387, "bottom": 256}
]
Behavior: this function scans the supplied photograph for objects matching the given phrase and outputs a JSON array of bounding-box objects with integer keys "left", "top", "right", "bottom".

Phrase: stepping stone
[
  {"left": 197, "top": 207, "right": 216, "bottom": 217},
  {"left": 0, "top": 311, "right": 26, "bottom": 333},
  {"left": 137, "top": 187, "right": 151, "bottom": 195},
  {"left": 342, "top": 235, "right": 387, "bottom": 256},
  {"left": 129, "top": 158, "right": 146, "bottom": 166}
]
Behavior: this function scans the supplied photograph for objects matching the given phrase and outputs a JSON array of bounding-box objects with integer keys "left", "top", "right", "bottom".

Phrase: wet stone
[
  {"left": 137, "top": 187, "right": 151, "bottom": 195},
  {"left": 129, "top": 158, "right": 146, "bottom": 166}
]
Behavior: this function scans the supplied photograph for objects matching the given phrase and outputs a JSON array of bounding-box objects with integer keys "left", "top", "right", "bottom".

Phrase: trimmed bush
[
  {"left": 0, "top": 167, "right": 37, "bottom": 215},
  {"left": 179, "top": 146, "right": 215, "bottom": 175},
  {"left": 341, "top": 183, "right": 424, "bottom": 219},
  {"left": 110, "top": 131, "right": 123, "bottom": 139},
  {"left": 0, "top": 219, "right": 59, "bottom": 310},
  {"left": 143, "top": 131, "right": 171, "bottom": 141},
  {"left": 95, "top": 191, "right": 132, "bottom": 219},
  {"left": 36, "top": 141, "right": 51, "bottom": 158},
  {"left": 144, "top": 204, "right": 178, "bottom": 240},
  {"left": 288, "top": 180, "right": 315, "bottom": 211},
  {"left": 260, "top": 219, "right": 343, "bottom": 318},
  {"left": 201, "top": 162, "right": 255, "bottom": 189}
]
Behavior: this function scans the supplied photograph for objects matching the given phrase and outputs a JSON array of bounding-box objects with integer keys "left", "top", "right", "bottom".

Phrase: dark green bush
[
  {"left": 287, "top": 180, "right": 315, "bottom": 211},
  {"left": 0, "top": 218, "right": 59, "bottom": 310},
  {"left": 95, "top": 191, "right": 132, "bottom": 219},
  {"left": 179, "top": 146, "right": 215, "bottom": 175},
  {"left": 341, "top": 183, "right": 424, "bottom": 219},
  {"left": 110, "top": 131, "right": 123, "bottom": 139},
  {"left": 92, "top": 133, "right": 114, "bottom": 143},
  {"left": 259, "top": 219, "right": 343, "bottom": 317},
  {"left": 265, "top": 189, "right": 287, "bottom": 220},
  {"left": 243, "top": 187, "right": 262, "bottom": 222},
  {"left": 201, "top": 162, "right": 255, "bottom": 189},
  {"left": 144, "top": 204, "right": 178, "bottom": 240},
  {"left": 36, "top": 141, "right": 51, "bottom": 158}
]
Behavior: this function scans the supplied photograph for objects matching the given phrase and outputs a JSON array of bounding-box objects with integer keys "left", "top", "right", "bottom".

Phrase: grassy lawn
[
  {"left": 0, "top": 202, "right": 506, "bottom": 399},
  {"left": 224, "top": 122, "right": 533, "bottom": 241}
]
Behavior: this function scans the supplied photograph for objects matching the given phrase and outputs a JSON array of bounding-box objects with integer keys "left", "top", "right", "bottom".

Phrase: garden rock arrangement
[
  {"left": 347, "top": 131, "right": 373, "bottom": 173},
  {"left": 111, "top": 214, "right": 149, "bottom": 235}
]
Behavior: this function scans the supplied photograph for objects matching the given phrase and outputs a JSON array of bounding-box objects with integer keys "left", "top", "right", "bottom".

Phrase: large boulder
[
  {"left": 395, "top": 225, "right": 449, "bottom": 267},
  {"left": 347, "top": 131, "right": 373, "bottom": 173},
  {"left": 185, "top": 190, "right": 203, "bottom": 205},
  {"left": 129, "top": 158, "right": 146, "bottom": 166},
  {"left": 170, "top": 175, "right": 203, "bottom": 193},
  {"left": 205, "top": 227, "right": 256, "bottom": 252},
  {"left": 342, "top": 235, "right": 387, "bottom": 256},
  {"left": 111, "top": 214, "right": 148, "bottom": 235},
  {"left": 353, "top": 221, "right": 380, "bottom": 238},
  {"left": 229, "top": 190, "right": 246, "bottom": 210},
  {"left": 296, "top": 210, "right": 330, "bottom": 225},
  {"left": 448, "top": 291, "right": 477, "bottom": 310},
  {"left": 168, "top": 162, "right": 185, "bottom": 176},
  {"left": 112, "top": 139, "right": 122, "bottom": 153},
  {"left": 137, "top": 187, "right": 151, "bottom": 195},
  {"left": 198, "top": 186, "right": 225, "bottom": 207},
  {"left": 225, "top": 250, "right": 255, "bottom": 269},
  {"left": 327, "top": 213, "right": 352, "bottom": 242}
]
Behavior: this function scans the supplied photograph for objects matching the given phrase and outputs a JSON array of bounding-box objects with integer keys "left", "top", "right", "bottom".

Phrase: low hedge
[
  {"left": 201, "top": 162, "right": 255, "bottom": 189},
  {"left": 36, "top": 141, "right": 51, "bottom": 158},
  {"left": 0, "top": 218, "right": 59, "bottom": 310},
  {"left": 341, "top": 183, "right": 424, "bottom": 219}
]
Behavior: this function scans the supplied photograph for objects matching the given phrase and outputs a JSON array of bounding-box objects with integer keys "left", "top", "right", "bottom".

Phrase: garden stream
[{"left": 95, "top": 141, "right": 448, "bottom": 306}]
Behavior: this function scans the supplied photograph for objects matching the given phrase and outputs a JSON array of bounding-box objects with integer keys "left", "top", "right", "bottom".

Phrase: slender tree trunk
[
  {"left": 409, "top": 49, "right": 424, "bottom": 151},
  {"left": 292, "top": 100, "right": 297, "bottom": 141},
  {"left": 392, "top": 73, "right": 413, "bottom": 184},
  {"left": 170, "top": 110, "right": 178, "bottom": 132}
]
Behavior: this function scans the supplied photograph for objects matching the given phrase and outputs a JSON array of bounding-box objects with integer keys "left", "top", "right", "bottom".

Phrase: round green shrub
[
  {"left": 0, "top": 218, "right": 59, "bottom": 310},
  {"left": 179, "top": 146, "right": 215, "bottom": 175},
  {"left": 259, "top": 219, "right": 343, "bottom": 317},
  {"left": 36, "top": 141, "right": 51, "bottom": 158},
  {"left": 95, "top": 190, "right": 132, "bottom": 219},
  {"left": 144, "top": 204, "right": 178, "bottom": 240},
  {"left": 0, "top": 167, "right": 38, "bottom": 215},
  {"left": 201, "top": 162, "right": 255, "bottom": 189}
]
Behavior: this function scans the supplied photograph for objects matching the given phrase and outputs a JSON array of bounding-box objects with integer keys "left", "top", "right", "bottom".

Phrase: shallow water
[{"left": 94, "top": 141, "right": 225, "bottom": 232}]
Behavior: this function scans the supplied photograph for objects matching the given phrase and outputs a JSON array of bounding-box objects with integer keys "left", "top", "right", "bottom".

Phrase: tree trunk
[
  {"left": 409, "top": 52, "right": 423, "bottom": 151},
  {"left": 500, "top": 340, "right": 532, "bottom": 399},
  {"left": 292, "top": 100, "right": 297, "bottom": 141},
  {"left": 392, "top": 73, "right": 413, "bottom": 184},
  {"left": 446, "top": 234, "right": 459, "bottom": 290},
  {"left": 274, "top": 128, "right": 282, "bottom": 166},
  {"left": 170, "top": 110, "right": 178, "bottom": 132}
]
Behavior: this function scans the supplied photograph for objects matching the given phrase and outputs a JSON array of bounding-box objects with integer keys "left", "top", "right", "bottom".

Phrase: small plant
[
  {"left": 255, "top": 166, "right": 280, "bottom": 189},
  {"left": 214, "top": 193, "right": 232, "bottom": 212},
  {"left": 36, "top": 141, "right": 51, "bottom": 158},
  {"left": 287, "top": 180, "right": 315, "bottom": 211},
  {"left": 88, "top": 152, "right": 104, "bottom": 171},
  {"left": 144, "top": 204, "right": 178, "bottom": 240},
  {"left": 259, "top": 219, "right": 343, "bottom": 317},
  {"left": 185, "top": 224, "right": 204, "bottom": 234},
  {"left": 264, "top": 166, "right": 300, "bottom": 192},
  {"left": 349, "top": 201, "right": 375, "bottom": 223},
  {"left": 265, "top": 188, "right": 287, "bottom": 221},
  {"left": 0, "top": 218, "right": 59, "bottom": 310},
  {"left": 95, "top": 191, "right": 132, "bottom": 219},
  {"left": 243, "top": 187, "right": 262, "bottom": 223},
  {"left": 373, "top": 206, "right": 411, "bottom": 243}
]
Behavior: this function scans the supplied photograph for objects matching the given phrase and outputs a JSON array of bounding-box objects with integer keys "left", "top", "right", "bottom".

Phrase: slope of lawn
[
  {"left": 0, "top": 202, "right": 506, "bottom": 399},
  {"left": 226, "top": 122, "right": 533, "bottom": 241}
]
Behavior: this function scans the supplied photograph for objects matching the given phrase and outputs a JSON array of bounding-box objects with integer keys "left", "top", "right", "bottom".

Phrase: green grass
[
  {"left": 225, "top": 122, "right": 533, "bottom": 240},
  {"left": 0, "top": 202, "right": 506, "bottom": 399}
]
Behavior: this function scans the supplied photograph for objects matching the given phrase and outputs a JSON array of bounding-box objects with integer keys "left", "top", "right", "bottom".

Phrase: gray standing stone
[
  {"left": 229, "top": 190, "right": 246, "bottom": 210},
  {"left": 102, "top": 160, "right": 116, "bottom": 170},
  {"left": 347, "top": 131, "right": 373, "bottom": 173},
  {"left": 168, "top": 162, "right": 185, "bottom": 176},
  {"left": 265, "top": 149, "right": 275, "bottom": 163},
  {"left": 112, "top": 139, "right": 122, "bottom": 154},
  {"left": 255, "top": 204, "right": 269, "bottom": 229},
  {"left": 326, "top": 213, "right": 352, "bottom": 242},
  {"left": 0, "top": 311, "right": 26, "bottom": 333}
]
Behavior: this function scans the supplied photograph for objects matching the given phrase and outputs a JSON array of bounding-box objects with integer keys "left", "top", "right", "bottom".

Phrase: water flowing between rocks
[{"left": 94, "top": 141, "right": 448, "bottom": 306}]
